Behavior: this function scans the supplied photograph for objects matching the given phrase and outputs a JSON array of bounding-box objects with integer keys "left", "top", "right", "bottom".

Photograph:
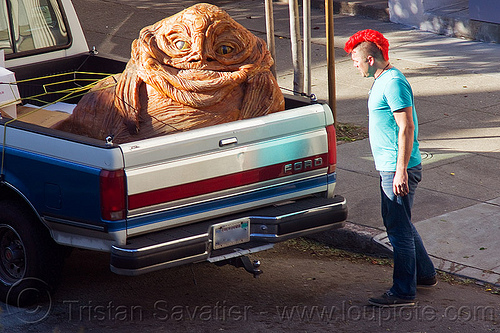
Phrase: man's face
[{"left": 351, "top": 48, "right": 373, "bottom": 78}]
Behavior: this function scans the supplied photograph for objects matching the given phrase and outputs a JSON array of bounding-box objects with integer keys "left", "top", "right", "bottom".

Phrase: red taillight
[
  {"left": 326, "top": 125, "right": 337, "bottom": 173},
  {"left": 100, "top": 169, "right": 126, "bottom": 221}
]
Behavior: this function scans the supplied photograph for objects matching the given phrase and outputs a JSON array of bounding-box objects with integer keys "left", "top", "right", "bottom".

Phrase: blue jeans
[{"left": 380, "top": 164, "right": 435, "bottom": 299}]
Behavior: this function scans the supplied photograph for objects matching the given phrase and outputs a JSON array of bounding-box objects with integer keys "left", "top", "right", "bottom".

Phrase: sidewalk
[
  {"left": 264, "top": 0, "right": 500, "bottom": 286},
  {"left": 313, "top": 0, "right": 500, "bottom": 43},
  {"left": 300, "top": 0, "right": 500, "bottom": 286},
  {"left": 73, "top": 0, "right": 500, "bottom": 287}
]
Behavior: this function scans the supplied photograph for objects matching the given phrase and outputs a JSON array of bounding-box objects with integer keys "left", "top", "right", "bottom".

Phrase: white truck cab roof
[{"left": 2, "top": 0, "right": 88, "bottom": 69}]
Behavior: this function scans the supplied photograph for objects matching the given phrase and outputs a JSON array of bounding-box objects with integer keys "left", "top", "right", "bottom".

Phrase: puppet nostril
[{"left": 188, "top": 56, "right": 201, "bottom": 63}]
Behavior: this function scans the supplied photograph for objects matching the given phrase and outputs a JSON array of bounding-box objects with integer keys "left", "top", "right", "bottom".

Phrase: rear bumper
[{"left": 110, "top": 195, "right": 348, "bottom": 276}]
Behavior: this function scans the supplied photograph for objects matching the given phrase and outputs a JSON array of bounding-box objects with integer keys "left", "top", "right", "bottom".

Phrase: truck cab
[{"left": 1, "top": 0, "right": 88, "bottom": 68}]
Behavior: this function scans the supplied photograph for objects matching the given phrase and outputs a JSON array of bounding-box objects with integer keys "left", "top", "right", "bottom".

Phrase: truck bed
[
  {"left": 0, "top": 0, "right": 347, "bottom": 306},
  {"left": 0, "top": 52, "right": 347, "bottom": 276}
]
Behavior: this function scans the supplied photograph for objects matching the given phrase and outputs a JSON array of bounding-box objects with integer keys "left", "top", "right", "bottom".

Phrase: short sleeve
[{"left": 384, "top": 78, "right": 413, "bottom": 113}]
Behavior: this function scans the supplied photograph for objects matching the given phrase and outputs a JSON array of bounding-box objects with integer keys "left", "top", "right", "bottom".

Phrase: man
[{"left": 344, "top": 29, "right": 436, "bottom": 307}]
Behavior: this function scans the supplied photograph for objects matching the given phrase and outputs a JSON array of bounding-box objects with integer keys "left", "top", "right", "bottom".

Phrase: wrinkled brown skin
[{"left": 54, "top": 3, "right": 284, "bottom": 144}]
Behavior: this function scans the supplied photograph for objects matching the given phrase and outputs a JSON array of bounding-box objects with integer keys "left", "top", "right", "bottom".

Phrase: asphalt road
[{"left": 3, "top": 240, "right": 500, "bottom": 332}]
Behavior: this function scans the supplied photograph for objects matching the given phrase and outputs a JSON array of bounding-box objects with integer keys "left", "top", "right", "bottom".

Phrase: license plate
[{"left": 212, "top": 219, "right": 250, "bottom": 250}]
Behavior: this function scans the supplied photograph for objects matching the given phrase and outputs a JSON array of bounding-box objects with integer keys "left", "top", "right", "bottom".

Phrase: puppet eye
[
  {"left": 216, "top": 45, "right": 234, "bottom": 55},
  {"left": 175, "top": 40, "right": 188, "bottom": 50}
]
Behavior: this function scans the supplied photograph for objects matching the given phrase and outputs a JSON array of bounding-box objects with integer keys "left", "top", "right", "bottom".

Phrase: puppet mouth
[
  {"left": 140, "top": 59, "right": 251, "bottom": 108},
  {"left": 149, "top": 60, "right": 250, "bottom": 93},
  {"left": 176, "top": 68, "right": 232, "bottom": 81}
]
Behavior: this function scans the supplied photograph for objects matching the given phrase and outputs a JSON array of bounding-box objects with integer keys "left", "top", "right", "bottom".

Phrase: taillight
[
  {"left": 326, "top": 125, "right": 337, "bottom": 173},
  {"left": 100, "top": 169, "right": 126, "bottom": 221}
]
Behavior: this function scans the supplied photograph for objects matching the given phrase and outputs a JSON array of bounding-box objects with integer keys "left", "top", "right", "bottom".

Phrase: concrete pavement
[
  {"left": 309, "top": 1, "right": 500, "bottom": 286},
  {"left": 72, "top": 0, "right": 500, "bottom": 286}
]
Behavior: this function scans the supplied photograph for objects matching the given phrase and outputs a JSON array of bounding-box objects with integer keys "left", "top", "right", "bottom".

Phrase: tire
[{"left": 0, "top": 200, "right": 65, "bottom": 307}]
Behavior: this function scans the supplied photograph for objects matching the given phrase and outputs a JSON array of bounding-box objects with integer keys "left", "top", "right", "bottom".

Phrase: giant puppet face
[{"left": 54, "top": 3, "right": 284, "bottom": 143}]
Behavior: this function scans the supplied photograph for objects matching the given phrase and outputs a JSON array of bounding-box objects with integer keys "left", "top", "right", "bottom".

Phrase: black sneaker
[
  {"left": 417, "top": 275, "right": 438, "bottom": 287},
  {"left": 368, "top": 291, "right": 416, "bottom": 307}
]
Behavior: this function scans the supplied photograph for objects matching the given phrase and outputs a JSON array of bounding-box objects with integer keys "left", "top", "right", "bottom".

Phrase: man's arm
[{"left": 393, "top": 106, "right": 415, "bottom": 196}]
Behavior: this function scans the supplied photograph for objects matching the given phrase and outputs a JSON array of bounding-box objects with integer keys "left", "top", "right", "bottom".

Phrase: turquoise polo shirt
[{"left": 368, "top": 67, "right": 421, "bottom": 172}]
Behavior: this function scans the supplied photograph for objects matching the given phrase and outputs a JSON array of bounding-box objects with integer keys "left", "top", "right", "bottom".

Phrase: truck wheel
[{"left": 0, "top": 201, "right": 65, "bottom": 307}]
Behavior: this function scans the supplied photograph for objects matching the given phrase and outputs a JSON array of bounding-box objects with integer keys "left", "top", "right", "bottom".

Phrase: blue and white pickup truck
[{"left": 0, "top": 0, "right": 347, "bottom": 305}]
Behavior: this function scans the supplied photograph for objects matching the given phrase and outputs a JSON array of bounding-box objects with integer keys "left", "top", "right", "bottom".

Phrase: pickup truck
[{"left": 0, "top": 0, "right": 347, "bottom": 305}]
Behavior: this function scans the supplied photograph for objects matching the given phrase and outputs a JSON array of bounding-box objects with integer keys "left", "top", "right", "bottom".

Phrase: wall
[
  {"left": 388, "top": 0, "right": 458, "bottom": 27},
  {"left": 470, "top": 0, "right": 500, "bottom": 24}
]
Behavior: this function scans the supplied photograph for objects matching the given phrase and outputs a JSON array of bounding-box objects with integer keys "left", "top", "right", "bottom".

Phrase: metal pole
[
  {"left": 325, "top": 0, "right": 337, "bottom": 126},
  {"left": 303, "top": 0, "right": 312, "bottom": 96},
  {"left": 264, "top": 0, "right": 277, "bottom": 77},
  {"left": 289, "top": 0, "right": 303, "bottom": 95}
]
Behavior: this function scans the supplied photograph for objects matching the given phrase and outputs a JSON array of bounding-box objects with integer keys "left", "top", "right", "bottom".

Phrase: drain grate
[{"left": 421, "top": 151, "right": 434, "bottom": 160}]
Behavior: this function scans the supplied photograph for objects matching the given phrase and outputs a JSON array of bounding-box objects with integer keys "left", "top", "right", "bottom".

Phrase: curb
[
  {"left": 311, "top": 0, "right": 390, "bottom": 22},
  {"left": 308, "top": 222, "right": 393, "bottom": 257},
  {"left": 276, "top": 0, "right": 390, "bottom": 22}
]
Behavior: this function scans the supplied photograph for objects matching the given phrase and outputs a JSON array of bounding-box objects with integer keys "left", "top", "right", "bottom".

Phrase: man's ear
[{"left": 367, "top": 55, "right": 375, "bottom": 66}]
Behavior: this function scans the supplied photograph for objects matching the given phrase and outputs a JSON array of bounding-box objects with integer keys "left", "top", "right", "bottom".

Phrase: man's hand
[
  {"left": 393, "top": 169, "right": 409, "bottom": 196},
  {"left": 393, "top": 106, "right": 414, "bottom": 196}
]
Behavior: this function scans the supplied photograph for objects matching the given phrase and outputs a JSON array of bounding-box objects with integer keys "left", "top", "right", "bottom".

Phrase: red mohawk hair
[{"left": 344, "top": 29, "right": 389, "bottom": 61}]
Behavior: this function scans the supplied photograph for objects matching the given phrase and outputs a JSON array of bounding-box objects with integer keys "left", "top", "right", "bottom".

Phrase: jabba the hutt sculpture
[{"left": 54, "top": 3, "right": 284, "bottom": 143}]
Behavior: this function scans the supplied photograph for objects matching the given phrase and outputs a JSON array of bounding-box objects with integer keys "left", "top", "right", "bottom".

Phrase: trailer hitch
[{"left": 216, "top": 255, "right": 263, "bottom": 278}]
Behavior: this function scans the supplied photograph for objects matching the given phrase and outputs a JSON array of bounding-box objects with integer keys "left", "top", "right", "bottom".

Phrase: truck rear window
[{"left": 0, "top": 0, "right": 69, "bottom": 57}]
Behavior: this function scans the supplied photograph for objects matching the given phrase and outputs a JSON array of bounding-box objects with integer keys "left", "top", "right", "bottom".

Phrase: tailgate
[{"left": 120, "top": 103, "right": 334, "bottom": 236}]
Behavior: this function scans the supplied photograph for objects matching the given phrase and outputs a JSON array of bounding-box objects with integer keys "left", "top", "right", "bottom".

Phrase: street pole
[
  {"left": 289, "top": 0, "right": 303, "bottom": 95},
  {"left": 325, "top": 0, "right": 337, "bottom": 126},
  {"left": 303, "top": 0, "right": 312, "bottom": 96},
  {"left": 264, "top": 0, "right": 277, "bottom": 77}
]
